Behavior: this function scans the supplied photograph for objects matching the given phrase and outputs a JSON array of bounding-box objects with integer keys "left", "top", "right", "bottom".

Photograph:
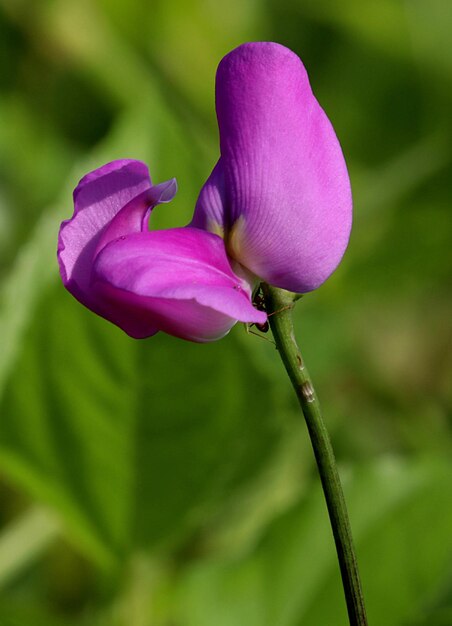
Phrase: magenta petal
[
  {"left": 191, "top": 160, "right": 225, "bottom": 235},
  {"left": 195, "top": 42, "right": 352, "bottom": 293},
  {"left": 58, "top": 160, "right": 176, "bottom": 313},
  {"left": 58, "top": 160, "right": 151, "bottom": 304},
  {"left": 93, "top": 227, "right": 266, "bottom": 342},
  {"left": 95, "top": 178, "right": 177, "bottom": 254}
]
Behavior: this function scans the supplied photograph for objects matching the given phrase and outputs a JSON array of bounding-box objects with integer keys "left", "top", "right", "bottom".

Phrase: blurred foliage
[{"left": 0, "top": 1, "right": 451, "bottom": 625}]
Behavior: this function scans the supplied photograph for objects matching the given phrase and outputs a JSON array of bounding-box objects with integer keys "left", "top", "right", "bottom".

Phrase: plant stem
[{"left": 262, "top": 284, "right": 368, "bottom": 626}]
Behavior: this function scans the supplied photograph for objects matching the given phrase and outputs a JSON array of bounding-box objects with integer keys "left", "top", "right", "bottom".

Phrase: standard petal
[
  {"left": 92, "top": 227, "right": 266, "bottom": 341},
  {"left": 200, "top": 42, "right": 352, "bottom": 293}
]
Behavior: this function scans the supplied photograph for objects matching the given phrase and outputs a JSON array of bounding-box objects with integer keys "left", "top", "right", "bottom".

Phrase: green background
[{"left": 0, "top": 1, "right": 451, "bottom": 624}]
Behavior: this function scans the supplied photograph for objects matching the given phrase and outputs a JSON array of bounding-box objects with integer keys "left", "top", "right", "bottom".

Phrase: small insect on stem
[
  {"left": 245, "top": 286, "right": 300, "bottom": 343},
  {"left": 245, "top": 323, "right": 274, "bottom": 344},
  {"left": 250, "top": 287, "right": 270, "bottom": 333},
  {"left": 244, "top": 286, "right": 273, "bottom": 343},
  {"left": 254, "top": 320, "right": 270, "bottom": 333}
]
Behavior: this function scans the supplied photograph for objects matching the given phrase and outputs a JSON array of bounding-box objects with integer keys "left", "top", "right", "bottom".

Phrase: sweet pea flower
[
  {"left": 192, "top": 42, "right": 352, "bottom": 293},
  {"left": 58, "top": 42, "right": 351, "bottom": 342},
  {"left": 58, "top": 160, "right": 265, "bottom": 341}
]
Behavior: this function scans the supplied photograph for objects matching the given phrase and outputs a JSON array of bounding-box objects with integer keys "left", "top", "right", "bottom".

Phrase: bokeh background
[{"left": 0, "top": 1, "right": 451, "bottom": 625}]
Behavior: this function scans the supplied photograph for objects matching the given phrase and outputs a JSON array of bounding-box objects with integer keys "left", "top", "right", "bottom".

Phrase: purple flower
[
  {"left": 58, "top": 160, "right": 264, "bottom": 341},
  {"left": 192, "top": 42, "right": 352, "bottom": 293},
  {"left": 58, "top": 42, "right": 351, "bottom": 342}
]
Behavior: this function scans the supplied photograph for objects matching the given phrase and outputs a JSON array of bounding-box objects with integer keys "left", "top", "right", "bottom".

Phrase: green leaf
[
  {"left": 0, "top": 29, "right": 282, "bottom": 567},
  {"left": 294, "top": 0, "right": 411, "bottom": 60},
  {"left": 0, "top": 279, "right": 282, "bottom": 568},
  {"left": 0, "top": 602, "right": 73, "bottom": 626},
  {"left": 407, "top": 0, "right": 452, "bottom": 80},
  {"left": 0, "top": 507, "right": 60, "bottom": 589},
  {"left": 174, "top": 457, "right": 452, "bottom": 626}
]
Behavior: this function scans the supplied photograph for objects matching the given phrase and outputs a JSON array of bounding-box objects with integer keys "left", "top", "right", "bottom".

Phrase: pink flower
[
  {"left": 58, "top": 43, "right": 351, "bottom": 342},
  {"left": 58, "top": 160, "right": 265, "bottom": 341}
]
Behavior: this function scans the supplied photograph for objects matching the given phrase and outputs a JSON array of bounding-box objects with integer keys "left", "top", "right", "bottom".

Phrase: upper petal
[
  {"left": 92, "top": 227, "right": 266, "bottom": 341},
  {"left": 197, "top": 42, "right": 352, "bottom": 293}
]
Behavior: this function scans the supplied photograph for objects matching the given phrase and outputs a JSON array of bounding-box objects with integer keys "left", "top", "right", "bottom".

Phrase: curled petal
[
  {"left": 194, "top": 42, "right": 352, "bottom": 293},
  {"left": 95, "top": 178, "right": 177, "bottom": 254},
  {"left": 93, "top": 228, "right": 266, "bottom": 341},
  {"left": 58, "top": 160, "right": 175, "bottom": 310}
]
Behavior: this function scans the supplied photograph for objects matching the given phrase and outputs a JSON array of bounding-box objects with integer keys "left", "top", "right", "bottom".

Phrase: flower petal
[
  {"left": 58, "top": 160, "right": 176, "bottom": 312},
  {"left": 93, "top": 227, "right": 266, "bottom": 341},
  {"left": 58, "top": 160, "right": 151, "bottom": 303},
  {"left": 191, "top": 159, "right": 226, "bottom": 236},
  {"left": 95, "top": 177, "right": 177, "bottom": 254},
  {"left": 195, "top": 42, "right": 352, "bottom": 293}
]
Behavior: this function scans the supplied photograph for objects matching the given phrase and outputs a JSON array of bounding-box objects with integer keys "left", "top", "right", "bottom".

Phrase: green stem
[{"left": 262, "top": 284, "right": 368, "bottom": 626}]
